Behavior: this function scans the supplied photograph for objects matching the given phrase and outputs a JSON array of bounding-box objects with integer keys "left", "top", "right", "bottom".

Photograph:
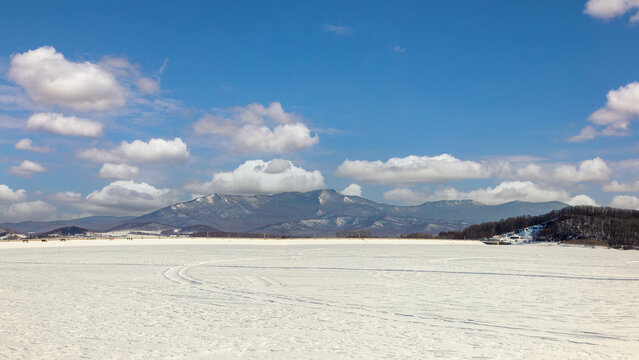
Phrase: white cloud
[
  {"left": 77, "top": 137, "right": 189, "bottom": 164},
  {"left": 507, "top": 157, "right": 611, "bottom": 184},
  {"left": 26, "top": 112, "right": 103, "bottom": 137},
  {"left": 14, "top": 138, "right": 51, "bottom": 153},
  {"left": 49, "top": 191, "right": 82, "bottom": 202},
  {"left": 9, "top": 160, "right": 46, "bottom": 177},
  {"left": 0, "top": 200, "right": 56, "bottom": 222},
  {"left": 184, "top": 159, "right": 325, "bottom": 196},
  {"left": 193, "top": 102, "right": 318, "bottom": 154},
  {"left": 98, "top": 56, "right": 140, "bottom": 77},
  {"left": 383, "top": 188, "right": 430, "bottom": 205},
  {"left": 568, "top": 194, "right": 598, "bottom": 206},
  {"left": 232, "top": 123, "right": 319, "bottom": 153},
  {"left": 8, "top": 46, "right": 125, "bottom": 111},
  {"left": 383, "top": 181, "right": 590, "bottom": 206},
  {"left": 584, "top": 0, "right": 639, "bottom": 22},
  {"left": 567, "top": 126, "right": 599, "bottom": 142},
  {"left": 263, "top": 158, "right": 291, "bottom": 173},
  {"left": 231, "top": 102, "right": 299, "bottom": 124},
  {"left": 610, "top": 195, "right": 639, "bottom": 210},
  {"left": 336, "top": 154, "right": 489, "bottom": 185},
  {"left": 323, "top": 24, "right": 351, "bottom": 35},
  {"left": 603, "top": 180, "right": 639, "bottom": 192},
  {"left": 341, "top": 183, "right": 362, "bottom": 197},
  {"left": 135, "top": 77, "right": 160, "bottom": 95},
  {"left": 338, "top": 154, "right": 611, "bottom": 188},
  {"left": 98, "top": 163, "right": 140, "bottom": 180},
  {"left": 0, "top": 184, "right": 27, "bottom": 203},
  {"left": 571, "top": 82, "right": 639, "bottom": 141},
  {"left": 53, "top": 181, "right": 179, "bottom": 215}
]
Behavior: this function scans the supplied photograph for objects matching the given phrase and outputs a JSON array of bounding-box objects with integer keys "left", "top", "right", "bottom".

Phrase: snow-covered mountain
[
  {"left": 132, "top": 189, "right": 565, "bottom": 235},
  {"left": 1, "top": 189, "right": 567, "bottom": 236}
]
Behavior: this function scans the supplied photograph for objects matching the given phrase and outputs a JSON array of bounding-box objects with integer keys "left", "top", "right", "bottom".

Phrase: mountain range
[{"left": 1, "top": 189, "right": 567, "bottom": 236}]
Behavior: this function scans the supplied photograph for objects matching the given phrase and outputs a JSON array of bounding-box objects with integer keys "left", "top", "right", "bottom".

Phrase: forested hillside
[{"left": 439, "top": 206, "right": 639, "bottom": 249}]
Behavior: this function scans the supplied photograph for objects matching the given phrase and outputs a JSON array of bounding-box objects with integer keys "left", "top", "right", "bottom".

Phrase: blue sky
[{"left": 2, "top": 0, "right": 639, "bottom": 221}]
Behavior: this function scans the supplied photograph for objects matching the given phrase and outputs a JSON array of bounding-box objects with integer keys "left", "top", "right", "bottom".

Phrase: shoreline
[
  {"left": 2, "top": 237, "right": 625, "bottom": 250},
  {"left": 0, "top": 237, "right": 484, "bottom": 249}
]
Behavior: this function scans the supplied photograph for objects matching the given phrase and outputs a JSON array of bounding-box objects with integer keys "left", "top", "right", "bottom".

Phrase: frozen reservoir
[{"left": 1, "top": 239, "right": 638, "bottom": 359}]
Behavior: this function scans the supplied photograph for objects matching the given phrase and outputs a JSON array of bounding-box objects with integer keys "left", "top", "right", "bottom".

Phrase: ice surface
[{"left": 1, "top": 239, "right": 638, "bottom": 359}]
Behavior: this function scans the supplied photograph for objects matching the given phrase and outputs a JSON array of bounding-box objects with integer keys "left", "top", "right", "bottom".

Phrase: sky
[{"left": 2, "top": 0, "right": 639, "bottom": 222}]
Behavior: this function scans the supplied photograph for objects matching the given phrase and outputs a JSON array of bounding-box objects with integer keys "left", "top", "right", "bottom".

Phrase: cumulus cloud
[
  {"left": 383, "top": 181, "right": 593, "bottom": 206},
  {"left": 571, "top": 82, "right": 639, "bottom": 141},
  {"left": 341, "top": 183, "right": 362, "bottom": 197},
  {"left": 77, "top": 137, "right": 189, "bottom": 164},
  {"left": 0, "top": 184, "right": 27, "bottom": 203},
  {"left": 584, "top": 0, "right": 639, "bottom": 22},
  {"left": 193, "top": 102, "right": 318, "bottom": 154},
  {"left": 232, "top": 123, "right": 319, "bottom": 153},
  {"left": 8, "top": 46, "right": 125, "bottom": 111},
  {"left": 0, "top": 184, "right": 54, "bottom": 221},
  {"left": 568, "top": 194, "right": 599, "bottom": 206},
  {"left": 610, "top": 195, "right": 639, "bottom": 210},
  {"left": 338, "top": 154, "right": 611, "bottom": 188},
  {"left": 98, "top": 163, "right": 140, "bottom": 180},
  {"left": 231, "top": 102, "right": 299, "bottom": 124},
  {"left": 336, "top": 154, "right": 490, "bottom": 185},
  {"left": 506, "top": 157, "right": 611, "bottom": 184},
  {"left": 184, "top": 159, "right": 325, "bottom": 196},
  {"left": 9, "top": 160, "right": 46, "bottom": 177},
  {"left": 323, "top": 24, "right": 351, "bottom": 35},
  {"left": 53, "top": 181, "right": 179, "bottom": 215},
  {"left": 0, "top": 200, "right": 56, "bottom": 222},
  {"left": 26, "top": 112, "right": 103, "bottom": 137},
  {"left": 603, "top": 180, "right": 639, "bottom": 192},
  {"left": 14, "top": 138, "right": 51, "bottom": 153}
]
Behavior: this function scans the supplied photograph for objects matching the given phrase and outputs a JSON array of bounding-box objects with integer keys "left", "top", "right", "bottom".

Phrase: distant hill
[
  {"left": 41, "top": 226, "right": 89, "bottom": 237},
  {"left": 178, "top": 224, "right": 222, "bottom": 234},
  {"left": 1, "top": 216, "right": 134, "bottom": 234},
  {"left": 1, "top": 190, "right": 568, "bottom": 236},
  {"left": 106, "top": 222, "right": 175, "bottom": 232},
  {"left": 439, "top": 206, "right": 639, "bottom": 249}
]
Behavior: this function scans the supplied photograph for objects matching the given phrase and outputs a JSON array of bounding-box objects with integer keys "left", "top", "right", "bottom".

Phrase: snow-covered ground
[
  {"left": 492, "top": 224, "right": 545, "bottom": 244},
  {"left": 1, "top": 239, "right": 638, "bottom": 359}
]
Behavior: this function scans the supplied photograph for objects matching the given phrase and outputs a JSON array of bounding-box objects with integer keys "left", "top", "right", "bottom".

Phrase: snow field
[{"left": 1, "top": 239, "right": 638, "bottom": 359}]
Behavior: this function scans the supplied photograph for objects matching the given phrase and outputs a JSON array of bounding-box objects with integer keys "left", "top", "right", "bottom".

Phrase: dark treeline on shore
[{"left": 437, "top": 206, "right": 639, "bottom": 249}]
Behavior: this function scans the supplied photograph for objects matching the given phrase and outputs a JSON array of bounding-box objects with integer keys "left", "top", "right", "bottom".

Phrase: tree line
[{"left": 436, "top": 206, "right": 639, "bottom": 249}]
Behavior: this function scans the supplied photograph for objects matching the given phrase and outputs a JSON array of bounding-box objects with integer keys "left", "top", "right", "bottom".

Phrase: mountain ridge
[{"left": 1, "top": 189, "right": 567, "bottom": 235}]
